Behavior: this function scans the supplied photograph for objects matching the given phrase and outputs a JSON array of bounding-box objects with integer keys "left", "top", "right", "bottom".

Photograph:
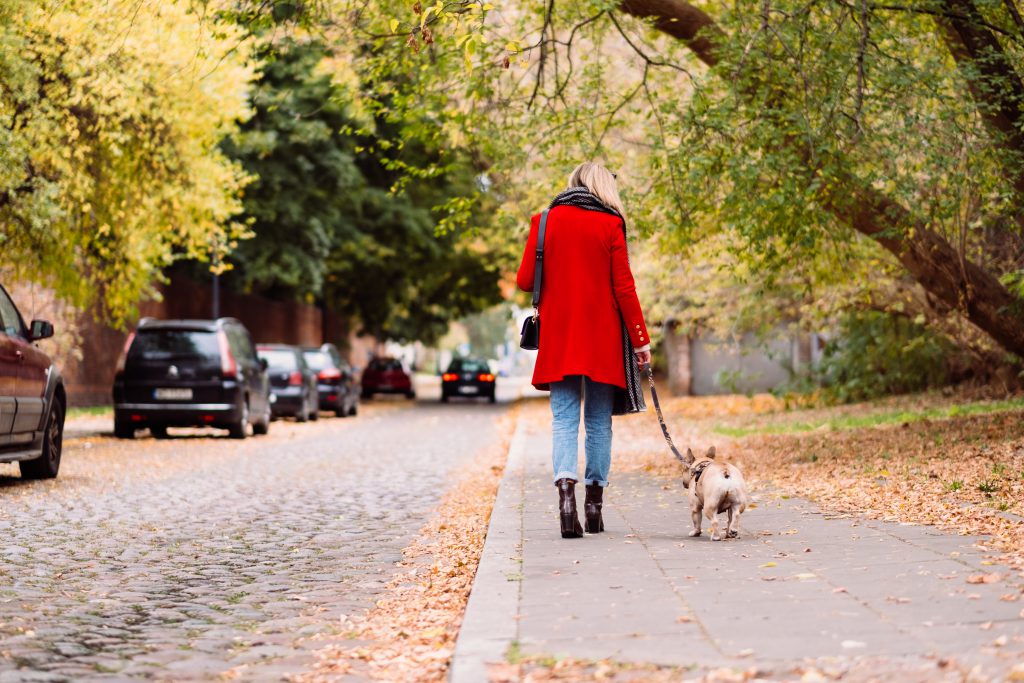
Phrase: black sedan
[
  {"left": 441, "top": 358, "right": 496, "bottom": 403},
  {"left": 301, "top": 344, "right": 359, "bottom": 417},
  {"left": 257, "top": 345, "right": 318, "bottom": 422}
]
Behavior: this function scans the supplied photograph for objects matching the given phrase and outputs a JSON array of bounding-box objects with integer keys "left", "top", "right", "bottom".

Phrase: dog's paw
[
  {"left": 688, "top": 529, "right": 701, "bottom": 537},
  {"left": 711, "top": 534, "right": 723, "bottom": 541},
  {"left": 727, "top": 530, "right": 739, "bottom": 539}
]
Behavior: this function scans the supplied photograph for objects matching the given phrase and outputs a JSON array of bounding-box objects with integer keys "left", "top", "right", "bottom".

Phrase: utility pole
[{"left": 211, "top": 234, "right": 220, "bottom": 320}]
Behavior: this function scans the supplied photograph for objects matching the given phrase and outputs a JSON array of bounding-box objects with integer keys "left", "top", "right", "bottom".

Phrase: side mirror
[
  {"left": 29, "top": 319, "right": 54, "bottom": 341},
  {"left": 259, "top": 358, "right": 269, "bottom": 371}
]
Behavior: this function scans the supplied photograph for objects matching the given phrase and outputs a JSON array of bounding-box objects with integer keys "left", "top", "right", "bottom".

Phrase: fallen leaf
[
  {"left": 994, "top": 635, "right": 1008, "bottom": 647},
  {"left": 886, "top": 596, "right": 912, "bottom": 604},
  {"left": 832, "top": 587, "right": 848, "bottom": 594},
  {"left": 841, "top": 640, "right": 866, "bottom": 649},
  {"left": 1000, "top": 593, "right": 1019, "bottom": 602},
  {"left": 676, "top": 615, "right": 693, "bottom": 623},
  {"left": 759, "top": 562, "right": 777, "bottom": 568},
  {"left": 967, "top": 573, "right": 1001, "bottom": 584},
  {"left": 980, "top": 621, "right": 993, "bottom": 630}
]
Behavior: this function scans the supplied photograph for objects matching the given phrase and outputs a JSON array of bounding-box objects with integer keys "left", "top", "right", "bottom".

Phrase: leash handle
[{"left": 642, "top": 362, "right": 687, "bottom": 465}]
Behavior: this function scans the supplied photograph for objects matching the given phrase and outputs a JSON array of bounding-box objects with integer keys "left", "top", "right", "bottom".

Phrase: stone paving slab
[{"left": 451, "top": 412, "right": 1024, "bottom": 680}]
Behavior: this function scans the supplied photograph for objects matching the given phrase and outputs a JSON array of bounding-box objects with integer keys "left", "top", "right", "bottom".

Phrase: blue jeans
[{"left": 550, "top": 375, "right": 614, "bottom": 487}]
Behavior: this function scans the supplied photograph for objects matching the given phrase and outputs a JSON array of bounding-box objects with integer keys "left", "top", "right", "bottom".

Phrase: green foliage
[
  {"left": 812, "top": 311, "right": 953, "bottom": 403},
  {"left": 222, "top": 38, "right": 501, "bottom": 344},
  {"left": 0, "top": 0, "right": 253, "bottom": 323}
]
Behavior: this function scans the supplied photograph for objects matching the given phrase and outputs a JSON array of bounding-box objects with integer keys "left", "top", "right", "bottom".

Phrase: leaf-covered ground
[{"left": 615, "top": 388, "right": 1024, "bottom": 569}]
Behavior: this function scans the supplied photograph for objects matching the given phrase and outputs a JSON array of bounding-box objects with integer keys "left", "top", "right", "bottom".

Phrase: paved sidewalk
[{"left": 452, "top": 412, "right": 1024, "bottom": 681}]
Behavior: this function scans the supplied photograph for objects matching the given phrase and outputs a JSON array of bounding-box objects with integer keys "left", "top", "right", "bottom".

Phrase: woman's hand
[{"left": 635, "top": 349, "right": 651, "bottom": 368}]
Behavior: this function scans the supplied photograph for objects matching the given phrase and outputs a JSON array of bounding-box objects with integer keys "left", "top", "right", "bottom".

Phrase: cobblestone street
[{"left": 0, "top": 399, "right": 511, "bottom": 682}]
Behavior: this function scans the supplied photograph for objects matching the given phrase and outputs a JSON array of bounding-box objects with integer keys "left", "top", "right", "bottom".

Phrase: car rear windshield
[
  {"left": 448, "top": 359, "right": 489, "bottom": 373},
  {"left": 129, "top": 329, "right": 219, "bottom": 362},
  {"left": 258, "top": 349, "right": 298, "bottom": 370},
  {"left": 303, "top": 351, "right": 332, "bottom": 370},
  {"left": 369, "top": 359, "right": 403, "bottom": 372}
]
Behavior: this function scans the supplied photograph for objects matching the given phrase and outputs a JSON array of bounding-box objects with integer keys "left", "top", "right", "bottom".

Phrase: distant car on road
[
  {"left": 0, "top": 284, "right": 65, "bottom": 479},
  {"left": 113, "top": 318, "right": 271, "bottom": 439},
  {"left": 441, "top": 358, "right": 496, "bottom": 403},
  {"left": 257, "top": 344, "right": 318, "bottom": 422},
  {"left": 301, "top": 344, "right": 358, "bottom": 417},
  {"left": 361, "top": 357, "right": 415, "bottom": 400}
]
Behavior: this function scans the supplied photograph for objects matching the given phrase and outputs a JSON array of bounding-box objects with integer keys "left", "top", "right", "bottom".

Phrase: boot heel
[
  {"left": 584, "top": 484, "right": 605, "bottom": 534},
  {"left": 561, "top": 513, "right": 583, "bottom": 538}
]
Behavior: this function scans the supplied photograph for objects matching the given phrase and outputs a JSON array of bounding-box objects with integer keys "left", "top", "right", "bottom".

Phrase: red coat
[{"left": 517, "top": 206, "right": 650, "bottom": 390}]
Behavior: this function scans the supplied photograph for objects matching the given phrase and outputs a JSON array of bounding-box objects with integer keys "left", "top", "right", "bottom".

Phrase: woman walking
[{"left": 516, "top": 162, "right": 651, "bottom": 539}]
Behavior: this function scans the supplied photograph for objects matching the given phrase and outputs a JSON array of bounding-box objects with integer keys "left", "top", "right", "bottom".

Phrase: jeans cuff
[
  {"left": 583, "top": 478, "right": 609, "bottom": 487},
  {"left": 553, "top": 470, "right": 578, "bottom": 484}
]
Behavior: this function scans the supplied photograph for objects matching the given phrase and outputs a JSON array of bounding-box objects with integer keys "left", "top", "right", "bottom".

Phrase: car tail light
[
  {"left": 130, "top": 414, "right": 145, "bottom": 422},
  {"left": 115, "top": 331, "right": 136, "bottom": 374},
  {"left": 442, "top": 373, "right": 458, "bottom": 382},
  {"left": 201, "top": 415, "right": 215, "bottom": 423},
  {"left": 288, "top": 371, "right": 303, "bottom": 386},
  {"left": 217, "top": 331, "right": 237, "bottom": 379},
  {"left": 318, "top": 368, "right": 342, "bottom": 380},
  {"left": 478, "top": 373, "right": 495, "bottom": 382}
]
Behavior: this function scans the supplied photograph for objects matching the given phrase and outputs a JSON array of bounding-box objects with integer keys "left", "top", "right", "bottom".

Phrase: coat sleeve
[
  {"left": 516, "top": 213, "right": 541, "bottom": 293},
  {"left": 609, "top": 220, "right": 651, "bottom": 349}
]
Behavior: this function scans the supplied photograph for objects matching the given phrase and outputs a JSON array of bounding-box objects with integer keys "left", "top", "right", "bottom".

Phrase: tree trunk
[{"left": 618, "top": 0, "right": 1024, "bottom": 359}]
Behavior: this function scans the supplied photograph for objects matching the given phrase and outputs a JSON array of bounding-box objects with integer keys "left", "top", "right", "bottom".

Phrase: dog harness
[{"left": 691, "top": 460, "right": 712, "bottom": 483}]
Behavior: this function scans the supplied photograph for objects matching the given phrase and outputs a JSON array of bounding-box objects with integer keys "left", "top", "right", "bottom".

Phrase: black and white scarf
[{"left": 549, "top": 187, "right": 647, "bottom": 416}]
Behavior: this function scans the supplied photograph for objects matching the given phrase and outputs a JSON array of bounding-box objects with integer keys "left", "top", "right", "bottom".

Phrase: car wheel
[
  {"left": 253, "top": 404, "right": 270, "bottom": 435},
  {"left": 113, "top": 417, "right": 136, "bottom": 439},
  {"left": 20, "top": 398, "right": 64, "bottom": 480},
  {"left": 361, "top": 390, "right": 372, "bottom": 400},
  {"left": 150, "top": 425, "right": 170, "bottom": 439},
  {"left": 348, "top": 400, "right": 358, "bottom": 417},
  {"left": 406, "top": 391, "right": 416, "bottom": 400},
  {"left": 296, "top": 403, "right": 309, "bottom": 423},
  {"left": 228, "top": 399, "right": 249, "bottom": 439},
  {"left": 441, "top": 392, "right": 449, "bottom": 403},
  {"left": 489, "top": 392, "right": 497, "bottom": 404}
]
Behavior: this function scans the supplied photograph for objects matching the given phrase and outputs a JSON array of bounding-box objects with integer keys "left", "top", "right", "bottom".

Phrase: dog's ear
[
  {"left": 706, "top": 446, "right": 716, "bottom": 459},
  {"left": 684, "top": 448, "right": 695, "bottom": 465}
]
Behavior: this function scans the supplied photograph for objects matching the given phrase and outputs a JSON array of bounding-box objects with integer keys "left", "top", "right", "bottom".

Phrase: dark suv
[
  {"left": 0, "top": 284, "right": 65, "bottom": 479},
  {"left": 113, "top": 318, "right": 271, "bottom": 439}
]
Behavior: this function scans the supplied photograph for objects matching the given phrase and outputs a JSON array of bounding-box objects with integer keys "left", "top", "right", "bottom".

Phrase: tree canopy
[
  {"left": 0, "top": 0, "right": 253, "bottom": 322},
  {"left": 221, "top": 37, "right": 501, "bottom": 344},
  {"left": 324, "top": 0, "right": 1024, "bottom": 370}
]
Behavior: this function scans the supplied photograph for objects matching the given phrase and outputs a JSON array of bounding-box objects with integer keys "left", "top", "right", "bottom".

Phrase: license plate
[
  {"left": 154, "top": 387, "right": 193, "bottom": 400},
  {"left": 458, "top": 386, "right": 478, "bottom": 394}
]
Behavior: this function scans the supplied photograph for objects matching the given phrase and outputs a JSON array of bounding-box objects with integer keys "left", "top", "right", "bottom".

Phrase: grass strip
[{"left": 714, "top": 396, "right": 1024, "bottom": 437}]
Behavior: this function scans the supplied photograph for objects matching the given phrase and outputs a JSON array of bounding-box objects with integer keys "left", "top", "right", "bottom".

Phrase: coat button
[{"left": 635, "top": 324, "right": 640, "bottom": 329}]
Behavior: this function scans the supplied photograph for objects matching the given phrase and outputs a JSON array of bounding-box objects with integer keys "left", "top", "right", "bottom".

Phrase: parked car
[
  {"left": 0, "top": 284, "right": 65, "bottom": 479},
  {"left": 441, "top": 358, "right": 496, "bottom": 403},
  {"left": 301, "top": 344, "right": 358, "bottom": 417},
  {"left": 361, "top": 357, "right": 415, "bottom": 400},
  {"left": 113, "top": 318, "right": 271, "bottom": 439},
  {"left": 257, "top": 344, "right": 318, "bottom": 422}
]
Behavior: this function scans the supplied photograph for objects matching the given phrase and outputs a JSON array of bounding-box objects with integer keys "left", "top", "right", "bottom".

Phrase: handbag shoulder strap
[{"left": 532, "top": 209, "right": 550, "bottom": 308}]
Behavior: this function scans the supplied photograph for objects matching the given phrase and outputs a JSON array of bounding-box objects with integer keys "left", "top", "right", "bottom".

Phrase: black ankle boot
[
  {"left": 556, "top": 478, "right": 584, "bottom": 538},
  {"left": 584, "top": 484, "right": 605, "bottom": 533}
]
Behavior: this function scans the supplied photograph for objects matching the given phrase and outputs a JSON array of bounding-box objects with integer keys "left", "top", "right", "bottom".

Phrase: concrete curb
[{"left": 448, "top": 415, "right": 527, "bottom": 683}]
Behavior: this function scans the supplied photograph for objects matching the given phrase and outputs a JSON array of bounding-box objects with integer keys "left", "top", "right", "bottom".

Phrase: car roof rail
[{"left": 138, "top": 316, "right": 157, "bottom": 326}]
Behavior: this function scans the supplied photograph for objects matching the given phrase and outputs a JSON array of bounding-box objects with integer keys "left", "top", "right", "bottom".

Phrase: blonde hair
[{"left": 567, "top": 162, "right": 626, "bottom": 218}]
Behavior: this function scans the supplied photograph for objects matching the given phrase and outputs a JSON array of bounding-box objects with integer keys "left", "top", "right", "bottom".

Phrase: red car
[
  {"left": 361, "top": 357, "right": 415, "bottom": 400},
  {"left": 0, "top": 283, "right": 65, "bottom": 479}
]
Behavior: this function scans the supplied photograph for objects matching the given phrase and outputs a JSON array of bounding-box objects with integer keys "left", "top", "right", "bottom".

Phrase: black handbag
[{"left": 519, "top": 209, "right": 549, "bottom": 350}]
